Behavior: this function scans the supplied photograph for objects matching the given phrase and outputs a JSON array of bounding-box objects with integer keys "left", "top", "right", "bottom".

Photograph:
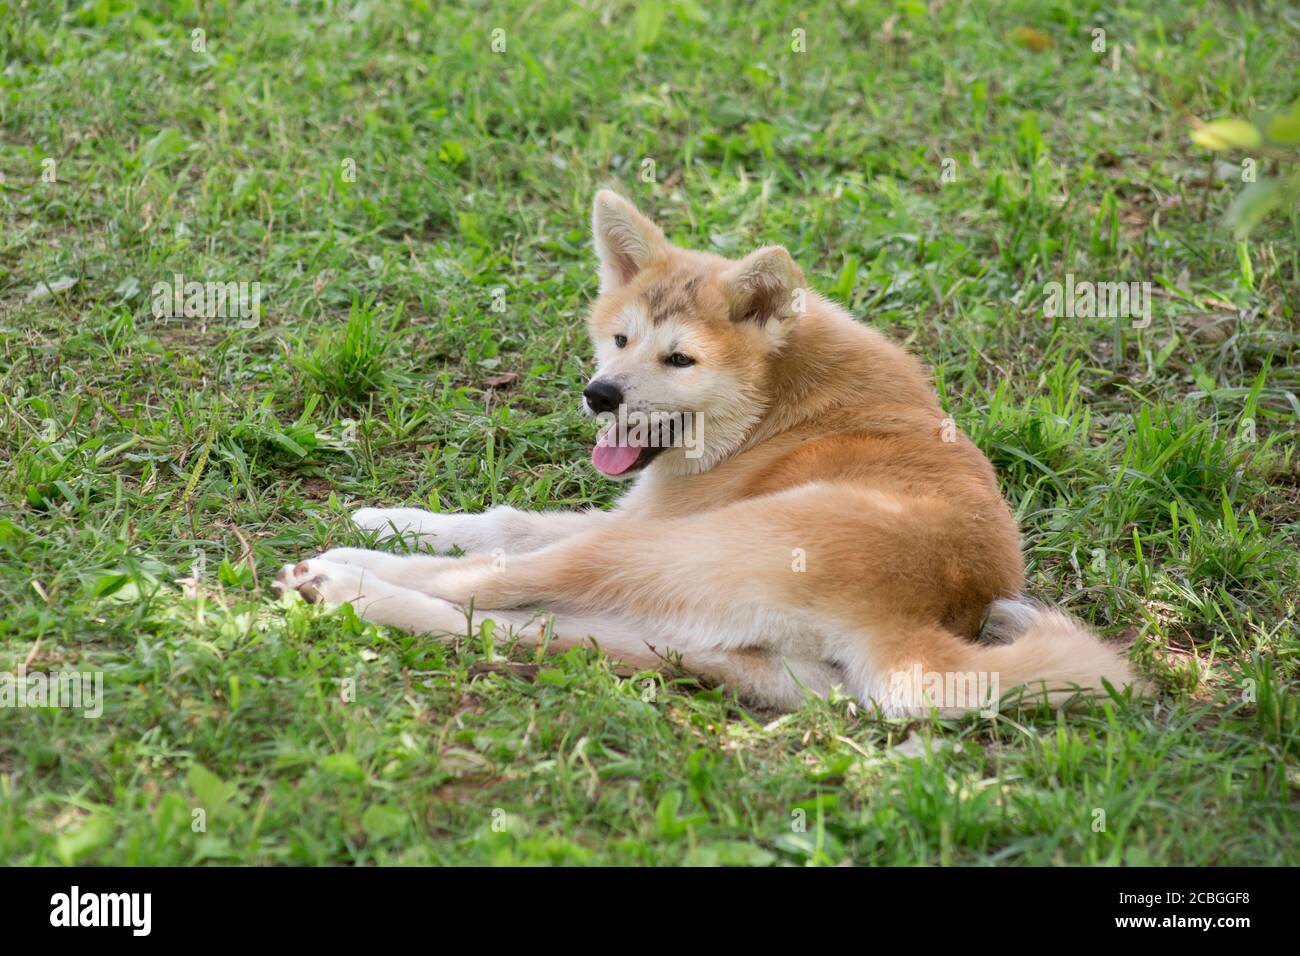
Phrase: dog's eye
[
  {"left": 614, "top": 334, "right": 627, "bottom": 349},
  {"left": 665, "top": 352, "right": 695, "bottom": 368}
]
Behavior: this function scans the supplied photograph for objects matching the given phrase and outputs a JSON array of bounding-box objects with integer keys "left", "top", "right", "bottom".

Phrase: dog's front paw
[{"left": 272, "top": 558, "right": 367, "bottom": 606}]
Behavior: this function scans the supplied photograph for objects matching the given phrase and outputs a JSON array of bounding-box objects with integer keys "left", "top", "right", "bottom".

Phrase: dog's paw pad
[{"left": 272, "top": 558, "right": 359, "bottom": 605}]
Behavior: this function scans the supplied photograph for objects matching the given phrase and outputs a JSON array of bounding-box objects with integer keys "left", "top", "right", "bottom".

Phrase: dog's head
[{"left": 583, "top": 190, "right": 808, "bottom": 478}]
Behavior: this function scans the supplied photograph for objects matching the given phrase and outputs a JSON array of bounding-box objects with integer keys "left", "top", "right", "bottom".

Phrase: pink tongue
[{"left": 592, "top": 430, "right": 643, "bottom": 476}]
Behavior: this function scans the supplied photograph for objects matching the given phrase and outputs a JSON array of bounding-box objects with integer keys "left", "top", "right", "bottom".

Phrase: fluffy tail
[{"left": 880, "top": 599, "right": 1142, "bottom": 716}]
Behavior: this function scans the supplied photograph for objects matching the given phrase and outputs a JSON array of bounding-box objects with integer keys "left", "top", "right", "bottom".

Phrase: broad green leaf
[
  {"left": 55, "top": 814, "right": 113, "bottom": 864},
  {"left": 188, "top": 764, "right": 239, "bottom": 817},
  {"left": 138, "top": 126, "right": 185, "bottom": 167},
  {"left": 361, "top": 804, "right": 406, "bottom": 839},
  {"left": 437, "top": 140, "right": 468, "bottom": 165},
  {"left": 655, "top": 791, "right": 686, "bottom": 839},
  {"left": 1225, "top": 179, "right": 1283, "bottom": 237},
  {"left": 1191, "top": 118, "right": 1261, "bottom": 150},
  {"left": 1265, "top": 113, "right": 1300, "bottom": 145},
  {"left": 321, "top": 752, "right": 365, "bottom": 781},
  {"left": 710, "top": 841, "right": 777, "bottom": 866},
  {"left": 631, "top": 0, "right": 666, "bottom": 51}
]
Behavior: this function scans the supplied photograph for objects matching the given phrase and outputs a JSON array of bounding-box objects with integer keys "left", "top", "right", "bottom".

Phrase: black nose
[{"left": 583, "top": 379, "right": 623, "bottom": 415}]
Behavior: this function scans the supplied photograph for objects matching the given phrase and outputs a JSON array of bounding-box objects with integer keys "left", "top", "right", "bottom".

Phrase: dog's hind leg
[
  {"left": 459, "top": 608, "right": 844, "bottom": 708},
  {"left": 292, "top": 485, "right": 994, "bottom": 710},
  {"left": 273, "top": 558, "right": 839, "bottom": 708},
  {"left": 351, "top": 506, "right": 609, "bottom": 555}
]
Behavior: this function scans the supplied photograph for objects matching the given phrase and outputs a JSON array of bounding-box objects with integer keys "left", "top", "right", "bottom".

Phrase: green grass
[{"left": 1, "top": 0, "right": 1298, "bottom": 865}]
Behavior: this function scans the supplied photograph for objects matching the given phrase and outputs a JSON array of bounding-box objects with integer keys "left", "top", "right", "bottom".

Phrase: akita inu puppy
[{"left": 274, "top": 191, "right": 1140, "bottom": 715}]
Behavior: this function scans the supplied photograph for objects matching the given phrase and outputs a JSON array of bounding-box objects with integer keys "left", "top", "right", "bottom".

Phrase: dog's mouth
[
  {"left": 591, "top": 411, "right": 690, "bottom": 477},
  {"left": 591, "top": 430, "right": 668, "bottom": 477}
]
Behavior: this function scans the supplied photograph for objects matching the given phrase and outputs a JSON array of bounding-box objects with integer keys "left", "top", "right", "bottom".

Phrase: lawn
[{"left": 1, "top": 0, "right": 1297, "bottom": 866}]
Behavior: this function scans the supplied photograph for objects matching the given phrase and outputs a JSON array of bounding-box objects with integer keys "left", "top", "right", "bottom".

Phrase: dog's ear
[
  {"left": 592, "top": 190, "right": 668, "bottom": 293},
  {"left": 720, "top": 246, "right": 807, "bottom": 338}
]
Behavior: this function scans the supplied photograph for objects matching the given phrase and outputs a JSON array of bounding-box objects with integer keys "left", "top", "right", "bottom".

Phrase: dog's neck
[{"left": 745, "top": 296, "right": 941, "bottom": 448}]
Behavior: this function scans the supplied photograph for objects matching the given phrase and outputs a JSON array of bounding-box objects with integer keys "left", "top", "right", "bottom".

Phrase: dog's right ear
[{"left": 592, "top": 190, "right": 668, "bottom": 293}]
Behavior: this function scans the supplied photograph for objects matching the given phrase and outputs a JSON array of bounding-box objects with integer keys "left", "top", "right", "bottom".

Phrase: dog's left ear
[{"left": 720, "top": 246, "right": 807, "bottom": 342}]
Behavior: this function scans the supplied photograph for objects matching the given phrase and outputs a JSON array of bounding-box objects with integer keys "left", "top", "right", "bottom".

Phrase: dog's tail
[
  {"left": 879, "top": 599, "right": 1141, "bottom": 716},
  {"left": 966, "top": 597, "right": 1141, "bottom": 708}
]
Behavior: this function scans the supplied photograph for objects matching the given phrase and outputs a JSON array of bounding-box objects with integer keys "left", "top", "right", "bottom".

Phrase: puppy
[{"left": 275, "top": 191, "right": 1140, "bottom": 715}]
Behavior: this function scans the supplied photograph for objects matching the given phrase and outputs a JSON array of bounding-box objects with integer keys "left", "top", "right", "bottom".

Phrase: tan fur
[{"left": 275, "top": 190, "right": 1143, "bottom": 716}]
